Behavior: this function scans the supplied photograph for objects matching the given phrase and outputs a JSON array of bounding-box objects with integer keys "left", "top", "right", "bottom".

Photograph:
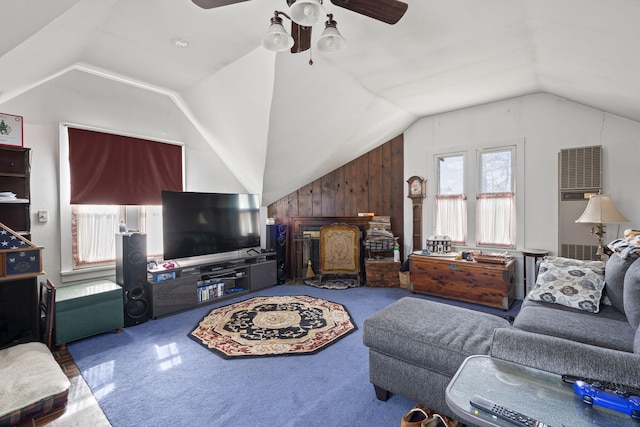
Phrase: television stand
[{"left": 145, "top": 253, "right": 277, "bottom": 318}]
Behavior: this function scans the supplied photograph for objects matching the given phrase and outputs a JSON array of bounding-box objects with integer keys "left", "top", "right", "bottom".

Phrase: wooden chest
[
  {"left": 409, "top": 255, "right": 515, "bottom": 310},
  {"left": 365, "top": 258, "right": 401, "bottom": 287}
]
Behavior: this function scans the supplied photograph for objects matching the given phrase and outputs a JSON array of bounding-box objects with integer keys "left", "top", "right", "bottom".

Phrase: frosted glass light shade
[
  {"left": 262, "top": 21, "right": 294, "bottom": 52},
  {"left": 575, "top": 195, "right": 629, "bottom": 224},
  {"left": 289, "top": 0, "right": 325, "bottom": 26},
  {"left": 317, "top": 24, "right": 346, "bottom": 53}
]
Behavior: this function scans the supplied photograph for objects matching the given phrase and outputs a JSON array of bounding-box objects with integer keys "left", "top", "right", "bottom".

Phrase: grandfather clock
[{"left": 407, "top": 176, "right": 426, "bottom": 251}]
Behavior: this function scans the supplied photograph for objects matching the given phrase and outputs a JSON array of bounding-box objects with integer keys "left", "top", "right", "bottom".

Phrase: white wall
[
  {"left": 0, "top": 69, "right": 247, "bottom": 286},
  {"left": 404, "top": 93, "right": 640, "bottom": 297}
]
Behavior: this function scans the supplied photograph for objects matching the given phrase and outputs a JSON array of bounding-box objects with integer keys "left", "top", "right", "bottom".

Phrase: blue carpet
[{"left": 67, "top": 285, "right": 520, "bottom": 427}]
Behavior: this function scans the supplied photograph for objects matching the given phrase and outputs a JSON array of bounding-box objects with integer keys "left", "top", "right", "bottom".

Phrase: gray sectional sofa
[{"left": 362, "top": 253, "right": 640, "bottom": 420}]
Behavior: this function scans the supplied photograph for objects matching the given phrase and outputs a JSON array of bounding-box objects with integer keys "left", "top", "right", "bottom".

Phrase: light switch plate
[{"left": 38, "top": 210, "right": 49, "bottom": 223}]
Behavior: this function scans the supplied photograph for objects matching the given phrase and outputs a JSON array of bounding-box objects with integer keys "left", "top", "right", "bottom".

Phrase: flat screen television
[{"left": 162, "top": 191, "right": 261, "bottom": 261}]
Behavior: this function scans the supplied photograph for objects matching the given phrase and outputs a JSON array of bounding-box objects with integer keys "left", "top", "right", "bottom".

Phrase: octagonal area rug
[{"left": 188, "top": 295, "right": 357, "bottom": 358}]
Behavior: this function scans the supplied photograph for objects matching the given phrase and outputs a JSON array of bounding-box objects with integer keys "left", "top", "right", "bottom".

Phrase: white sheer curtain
[
  {"left": 476, "top": 192, "right": 515, "bottom": 247},
  {"left": 72, "top": 205, "right": 121, "bottom": 266},
  {"left": 435, "top": 194, "right": 467, "bottom": 244}
]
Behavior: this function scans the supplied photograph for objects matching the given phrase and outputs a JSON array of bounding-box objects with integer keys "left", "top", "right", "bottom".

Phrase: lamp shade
[
  {"left": 262, "top": 19, "right": 294, "bottom": 52},
  {"left": 575, "top": 195, "right": 629, "bottom": 224},
  {"left": 317, "top": 19, "right": 346, "bottom": 53},
  {"left": 289, "top": 0, "right": 325, "bottom": 26}
]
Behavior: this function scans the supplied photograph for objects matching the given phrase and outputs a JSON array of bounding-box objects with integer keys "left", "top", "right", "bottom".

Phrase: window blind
[{"left": 68, "top": 128, "right": 182, "bottom": 205}]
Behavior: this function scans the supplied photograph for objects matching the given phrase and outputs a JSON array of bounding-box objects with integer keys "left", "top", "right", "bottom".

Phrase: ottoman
[
  {"left": 55, "top": 280, "right": 124, "bottom": 347},
  {"left": 362, "top": 297, "right": 510, "bottom": 418}
]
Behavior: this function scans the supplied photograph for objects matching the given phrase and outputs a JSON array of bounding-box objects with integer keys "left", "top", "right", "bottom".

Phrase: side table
[
  {"left": 522, "top": 249, "right": 548, "bottom": 295},
  {"left": 446, "top": 355, "right": 637, "bottom": 426}
]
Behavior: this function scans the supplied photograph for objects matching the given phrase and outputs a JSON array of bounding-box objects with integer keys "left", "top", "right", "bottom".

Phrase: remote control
[
  {"left": 573, "top": 380, "right": 640, "bottom": 419},
  {"left": 470, "top": 395, "right": 550, "bottom": 427},
  {"left": 562, "top": 374, "right": 640, "bottom": 398}
]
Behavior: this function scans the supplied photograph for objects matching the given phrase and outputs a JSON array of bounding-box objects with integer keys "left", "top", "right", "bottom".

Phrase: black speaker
[
  {"left": 266, "top": 224, "right": 287, "bottom": 284},
  {"left": 116, "top": 233, "right": 150, "bottom": 327}
]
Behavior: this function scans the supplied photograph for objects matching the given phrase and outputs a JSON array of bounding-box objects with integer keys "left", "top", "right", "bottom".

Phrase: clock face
[
  {"left": 407, "top": 176, "right": 425, "bottom": 199},
  {"left": 410, "top": 180, "right": 421, "bottom": 195}
]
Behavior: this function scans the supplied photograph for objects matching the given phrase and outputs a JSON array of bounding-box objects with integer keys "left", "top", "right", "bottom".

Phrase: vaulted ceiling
[{"left": 2, "top": 0, "right": 639, "bottom": 205}]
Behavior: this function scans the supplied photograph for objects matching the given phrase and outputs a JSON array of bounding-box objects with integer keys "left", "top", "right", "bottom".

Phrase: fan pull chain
[{"left": 309, "top": 46, "right": 313, "bottom": 65}]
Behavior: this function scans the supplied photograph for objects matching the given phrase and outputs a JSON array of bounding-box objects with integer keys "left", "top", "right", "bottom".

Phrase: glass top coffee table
[{"left": 446, "top": 355, "right": 638, "bottom": 427}]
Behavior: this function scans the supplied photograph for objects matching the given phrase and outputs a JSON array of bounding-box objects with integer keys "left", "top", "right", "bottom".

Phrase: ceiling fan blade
[
  {"left": 291, "top": 22, "right": 312, "bottom": 53},
  {"left": 330, "top": 0, "right": 408, "bottom": 25},
  {"left": 191, "top": 0, "right": 250, "bottom": 9}
]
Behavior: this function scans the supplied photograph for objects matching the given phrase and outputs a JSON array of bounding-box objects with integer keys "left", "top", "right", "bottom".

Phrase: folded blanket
[{"left": 608, "top": 229, "right": 640, "bottom": 260}]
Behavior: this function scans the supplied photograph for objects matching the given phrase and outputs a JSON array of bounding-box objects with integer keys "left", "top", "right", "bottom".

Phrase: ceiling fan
[{"left": 192, "top": 0, "right": 408, "bottom": 53}]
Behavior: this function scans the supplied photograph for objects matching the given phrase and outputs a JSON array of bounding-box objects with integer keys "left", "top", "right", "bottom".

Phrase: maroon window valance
[{"left": 68, "top": 128, "right": 183, "bottom": 205}]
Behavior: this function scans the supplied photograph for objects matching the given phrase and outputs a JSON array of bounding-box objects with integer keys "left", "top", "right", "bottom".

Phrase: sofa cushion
[
  {"left": 635, "top": 327, "right": 640, "bottom": 354},
  {"left": 623, "top": 257, "right": 640, "bottom": 329},
  {"left": 363, "top": 297, "right": 510, "bottom": 377},
  {"left": 528, "top": 259, "right": 605, "bottom": 313},
  {"left": 513, "top": 298, "right": 635, "bottom": 352},
  {"left": 605, "top": 253, "right": 638, "bottom": 313},
  {"left": 492, "top": 327, "right": 640, "bottom": 387}
]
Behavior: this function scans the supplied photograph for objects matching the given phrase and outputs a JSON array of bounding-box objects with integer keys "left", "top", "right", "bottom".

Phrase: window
[
  {"left": 72, "top": 205, "right": 122, "bottom": 266},
  {"left": 476, "top": 148, "right": 515, "bottom": 248},
  {"left": 62, "top": 125, "right": 181, "bottom": 273},
  {"left": 72, "top": 205, "right": 163, "bottom": 268},
  {"left": 432, "top": 143, "right": 519, "bottom": 249},
  {"left": 435, "top": 154, "right": 467, "bottom": 244}
]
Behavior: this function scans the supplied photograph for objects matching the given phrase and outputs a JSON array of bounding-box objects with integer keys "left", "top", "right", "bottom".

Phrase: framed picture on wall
[{"left": 0, "top": 112, "right": 23, "bottom": 147}]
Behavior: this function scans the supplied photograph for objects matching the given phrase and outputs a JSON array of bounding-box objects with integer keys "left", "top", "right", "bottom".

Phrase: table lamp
[{"left": 575, "top": 194, "right": 628, "bottom": 260}]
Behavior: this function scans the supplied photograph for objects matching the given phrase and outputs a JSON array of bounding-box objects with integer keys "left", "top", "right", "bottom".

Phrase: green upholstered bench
[{"left": 55, "top": 280, "right": 124, "bottom": 348}]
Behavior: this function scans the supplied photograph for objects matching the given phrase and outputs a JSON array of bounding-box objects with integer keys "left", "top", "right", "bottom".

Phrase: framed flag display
[{"left": 0, "top": 222, "right": 43, "bottom": 280}]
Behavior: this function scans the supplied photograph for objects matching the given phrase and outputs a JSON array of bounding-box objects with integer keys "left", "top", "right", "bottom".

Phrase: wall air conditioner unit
[{"left": 558, "top": 145, "right": 602, "bottom": 260}]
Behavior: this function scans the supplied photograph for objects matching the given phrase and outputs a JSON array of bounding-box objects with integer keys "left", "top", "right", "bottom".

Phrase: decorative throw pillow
[
  {"left": 542, "top": 256, "right": 606, "bottom": 276},
  {"left": 528, "top": 260, "right": 605, "bottom": 313}
]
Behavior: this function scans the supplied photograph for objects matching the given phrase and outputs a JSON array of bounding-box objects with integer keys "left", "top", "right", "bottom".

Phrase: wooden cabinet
[
  {"left": 365, "top": 257, "right": 401, "bottom": 287},
  {"left": 0, "top": 146, "right": 43, "bottom": 349},
  {"left": 0, "top": 277, "right": 38, "bottom": 349},
  {"left": 0, "top": 146, "right": 31, "bottom": 239},
  {"left": 409, "top": 255, "right": 515, "bottom": 310}
]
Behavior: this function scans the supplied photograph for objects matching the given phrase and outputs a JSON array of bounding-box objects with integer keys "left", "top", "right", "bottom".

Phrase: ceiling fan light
[
  {"left": 262, "top": 17, "right": 295, "bottom": 52},
  {"left": 289, "top": 0, "right": 325, "bottom": 26},
  {"left": 317, "top": 18, "right": 346, "bottom": 53}
]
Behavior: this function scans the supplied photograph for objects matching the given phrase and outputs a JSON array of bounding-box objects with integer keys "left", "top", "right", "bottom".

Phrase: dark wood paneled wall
[{"left": 267, "top": 135, "right": 404, "bottom": 279}]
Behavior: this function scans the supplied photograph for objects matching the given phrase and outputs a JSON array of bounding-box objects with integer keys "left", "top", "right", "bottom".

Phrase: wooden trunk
[
  {"left": 409, "top": 255, "right": 515, "bottom": 310},
  {"left": 365, "top": 257, "right": 401, "bottom": 287}
]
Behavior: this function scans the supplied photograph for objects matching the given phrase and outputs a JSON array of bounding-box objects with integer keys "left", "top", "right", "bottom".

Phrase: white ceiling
[{"left": 2, "top": 0, "right": 639, "bottom": 205}]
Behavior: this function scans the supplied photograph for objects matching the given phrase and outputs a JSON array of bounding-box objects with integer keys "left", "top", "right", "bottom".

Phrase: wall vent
[
  {"left": 559, "top": 146, "right": 602, "bottom": 191},
  {"left": 560, "top": 244, "right": 599, "bottom": 261},
  {"left": 558, "top": 146, "right": 603, "bottom": 258}
]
